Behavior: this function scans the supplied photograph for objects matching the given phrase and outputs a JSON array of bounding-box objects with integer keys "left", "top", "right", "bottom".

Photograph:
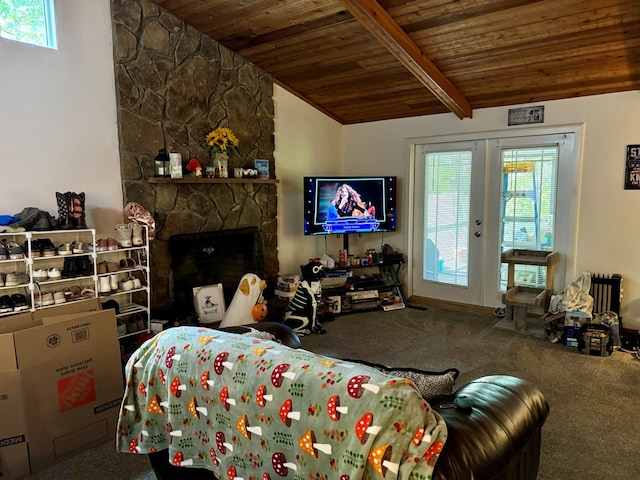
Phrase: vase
[{"left": 212, "top": 152, "right": 229, "bottom": 178}]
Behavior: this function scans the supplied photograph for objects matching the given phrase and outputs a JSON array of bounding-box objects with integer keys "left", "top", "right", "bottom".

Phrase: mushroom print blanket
[{"left": 116, "top": 326, "right": 447, "bottom": 480}]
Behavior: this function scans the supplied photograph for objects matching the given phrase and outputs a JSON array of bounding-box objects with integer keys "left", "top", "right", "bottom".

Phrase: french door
[{"left": 411, "top": 130, "right": 578, "bottom": 307}]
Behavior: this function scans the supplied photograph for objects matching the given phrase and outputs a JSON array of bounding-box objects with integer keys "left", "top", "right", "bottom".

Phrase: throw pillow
[{"left": 343, "top": 358, "right": 459, "bottom": 400}]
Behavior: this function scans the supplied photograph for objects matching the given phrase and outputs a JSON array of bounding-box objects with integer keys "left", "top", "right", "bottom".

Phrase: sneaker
[
  {"left": 88, "top": 239, "right": 108, "bottom": 252},
  {"left": 11, "top": 293, "right": 28, "bottom": 311},
  {"left": 39, "top": 239, "right": 57, "bottom": 257},
  {"left": 0, "top": 272, "right": 5, "bottom": 287},
  {"left": 5, "top": 271, "right": 29, "bottom": 286},
  {"left": 117, "top": 321, "right": 127, "bottom": 336},
  {"left": 106, "top": 237, "right": 119, "bottom": 251},
  {"left": 119, "top": 278, "right": 134, "bottom": 291},
  {"left": 40, "top": 292, "right": 54, "bottom": 306},
  {"left": 47, "top": 267, "right": 62, "bottom": 280},
  {"left": 81, "top": 286, "right": 96, "bottom": 298},
  {"left": 53, "top": 291, "right": 66, "bottom": 304},
  {"left": 132, "top": 276, "right": 142, "bottom": 289},
  {"left": 22, "top": 239, "right": 41, "bottom": 258},
  {"left": 0, "top": 295, "right": 13, "bottom": 313},
  {"left": 33, "top": 268, "right": 49, "bottom": 281},
  {"left": 6, "top": 241, "right": 25, "bottom": 260},
  {"left": 0, "top": 241, "right": 7, "bottom": 260},
  {"left": 57, "top": 243, "right": 73, "bottom": 256},
  {"left": 70, "top": 241, "right": 84, "bottom": 254}
]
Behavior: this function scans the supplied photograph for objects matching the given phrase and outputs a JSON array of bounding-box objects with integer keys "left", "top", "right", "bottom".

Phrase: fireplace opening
[{"left": 168, "top": 227, "right": 264, "bottom": 319}]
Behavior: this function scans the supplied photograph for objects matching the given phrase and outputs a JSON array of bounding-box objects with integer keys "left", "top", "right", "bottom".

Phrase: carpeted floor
[{"left": 27, "top": 306, "right": 640, "bottom": 479}]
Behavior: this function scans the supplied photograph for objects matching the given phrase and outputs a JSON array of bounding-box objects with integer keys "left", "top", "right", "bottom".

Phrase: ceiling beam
[{"left": 339, "top": 0, "right": 473, "bottom": 119}]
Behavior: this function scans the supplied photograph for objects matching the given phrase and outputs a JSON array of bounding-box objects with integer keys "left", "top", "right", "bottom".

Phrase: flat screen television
[{"left": 303, "top": 176, "right": 397, "bottom": 237}]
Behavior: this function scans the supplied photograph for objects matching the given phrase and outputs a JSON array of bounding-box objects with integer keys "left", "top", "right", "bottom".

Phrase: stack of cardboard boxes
[{"left": 0, "top": 299, "right": 124, "bottom": 479}]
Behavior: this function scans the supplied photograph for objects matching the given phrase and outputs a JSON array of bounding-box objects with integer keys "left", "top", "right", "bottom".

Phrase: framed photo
[
  {"left": 254, "top": 159, "right": 269, "bottom": 179},
  {"left": 193, "top": 283, "right": 226, "bottom": 324},
  {"left": 624, "top": 144, "right": 640, "bottom": 190}
]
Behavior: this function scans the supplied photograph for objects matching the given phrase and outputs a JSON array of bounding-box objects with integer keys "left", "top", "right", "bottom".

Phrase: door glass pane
[
  {"left": 423, "top": 151, "right": 472, "bottom": 286},
  {"left": 499, "top": 146, "right": 558, "bottom": 290}
]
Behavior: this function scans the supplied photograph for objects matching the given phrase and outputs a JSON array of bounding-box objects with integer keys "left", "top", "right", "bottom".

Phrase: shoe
[
  {"left": 11, "top": 293, "right": 28, "bottom": 311},
  {"left": 106, "top": 237, "right": 119, "bottom": 251},
  {"left": 0, "top": 241, "right": 7, "bottom": 260},
  {"left": 22, "top": 239, "right": 41, "bottom": 258},
  {"left": 98, "top": 276, "right": 111, "bottom": 294},
  {"left": 81, "top": 286, "right": 96, "bottom": 298},
  {"left": 71, "top": 192, "right": 87, "bottom": 229},
  {"left": 33, "top": 268, "right": 49, "bottom": 281},
  {"left": 6, "top": 241, "right": 25, "bottom": 260},
  {"left": 47, "top": 267, "right": 62, "bottom": 280},
  {"left": 53, "top": 291, "right": 66, "bottom": 304},
  {"left": 76, "top": 255, "right": 93, "bottom": 276},
  {"left": 115, "top": 224, "right": 133, "bottom": 248},
  {"left": 131, "top": 223, "right": 144, "bottom": 246},
  {"left": 57, "top": 243, "right": 73, "bottom": 256},
  {"left": 5, "top": 271, "right": 29, "bottom": 286},
  {"left": 56, "top": 191, "right": 74, "bottom": 230},
  {"left": 70, "top": 241, "right": 84, "bottom": 254},
  {"left": 39, "top": 239, "right": 57, "bottom": 257},
  {"left": 0, "top": 295, "right": 13, "bottom": 313},
  {"left": 132, "top": 276, "right": 142, "bottom": 289},
  {"left": 119, "top": 278, "right": 134, "bottom": 291},
  {"left": 0, "top": 273, "right": 5, "bottom": 287},
  {"left": 117, "top": 321, "right": 127, "bottom": 336},
  {"left": 102, "top": 299, "right": 120, "bottom": 314},
  {"left": 88, "top": 239, "right": 108, "bottom": 252},
  {"left": 40, "top": 292, "right": 54, "bottom": 306},
  {"left": 119, "top": 257, "right": 136, "bottom": 269},
  {"left": 110, "top": 274, "right": 119, "bottom": 294},
  {"left": 63, "top": 286, "right": 82, "bottom": 301},
  {"left": 62, "top": 257, "right": 78, "bottom": 278}
]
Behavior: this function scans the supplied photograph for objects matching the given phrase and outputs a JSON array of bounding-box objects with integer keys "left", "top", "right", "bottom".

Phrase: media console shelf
[{"left": 322, "top": 254, "right": 406, "bottom": 313}]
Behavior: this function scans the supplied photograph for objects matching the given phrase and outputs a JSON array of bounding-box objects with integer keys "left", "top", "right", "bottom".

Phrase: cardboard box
[{"left": 0, "top": 299, "right": 124, "bottom": 479}]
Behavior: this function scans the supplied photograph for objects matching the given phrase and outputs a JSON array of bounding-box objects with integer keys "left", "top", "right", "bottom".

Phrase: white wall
[
  {"left": 0, "top": 0, "right": 122, "bottom": 234},
  {"left": 273, "top": 87, "right": 344, "bottom": 274},
  {"left": 339, "top": 92, "right": 640, "bottom": 328}
]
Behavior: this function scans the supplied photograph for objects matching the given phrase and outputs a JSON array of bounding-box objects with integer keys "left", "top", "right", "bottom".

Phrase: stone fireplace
[{"left": 112, "top": 0, "right": 278, "bottom": 311}]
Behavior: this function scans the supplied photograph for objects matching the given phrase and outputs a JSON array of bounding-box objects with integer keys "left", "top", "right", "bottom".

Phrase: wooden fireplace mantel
[{"left": 147, "top": 177, "right": 278, "bottom": 185}]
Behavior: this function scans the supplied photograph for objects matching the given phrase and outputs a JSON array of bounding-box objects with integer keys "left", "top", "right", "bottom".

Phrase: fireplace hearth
[{"left": 168, "top": 227, "right": 264, "bottom": 318}]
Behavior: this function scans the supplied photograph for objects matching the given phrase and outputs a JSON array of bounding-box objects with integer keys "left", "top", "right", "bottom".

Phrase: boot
[
  {"left": 71, "top": 192, "right": 87, "bottom": 229},
  {"left": 62, "top": 257, "right": 78, "bottom": 278},
  {"left": 110, "top": 274, "right": 119, "bottom": 294},
  {"left": 56, "top": 192, "right": 73, "bottom": 230},
  {"left": 99, "top": 276, "right": 111, "bottom": 295},
  {"left": 115, "top": 224, "right": 133, "bottom": 248},
  {"left": 130, "top": 223, "right": 144, "bottom": 246}
]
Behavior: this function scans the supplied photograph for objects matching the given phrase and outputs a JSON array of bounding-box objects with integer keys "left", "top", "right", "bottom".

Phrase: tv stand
[{"left": 322, "top": 253, "right": 406, "bottom": 314}]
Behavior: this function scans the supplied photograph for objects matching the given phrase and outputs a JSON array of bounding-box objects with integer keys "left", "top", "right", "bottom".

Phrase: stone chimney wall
[{"left": 111, "top": 0, "right": 277, "bottom": 310}]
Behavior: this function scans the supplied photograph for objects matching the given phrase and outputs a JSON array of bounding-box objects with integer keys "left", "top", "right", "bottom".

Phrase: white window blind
[{"left": 423, "top": 150, "right": 472, "bottom": 286}]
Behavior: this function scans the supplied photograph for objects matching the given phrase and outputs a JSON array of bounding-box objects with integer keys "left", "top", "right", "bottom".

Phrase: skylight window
[{"left": 0, "top": 0, "right": 57, "bottom": 49}]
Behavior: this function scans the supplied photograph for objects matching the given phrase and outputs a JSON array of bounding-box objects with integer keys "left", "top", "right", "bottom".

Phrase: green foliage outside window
[{"left": 0, "top": 0, "right": 55, "bottom": 48}]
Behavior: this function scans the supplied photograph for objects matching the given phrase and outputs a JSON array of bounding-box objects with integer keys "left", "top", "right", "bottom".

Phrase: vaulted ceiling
[{"left": 152, "top": 0, "right": 640, "bottom": 124}]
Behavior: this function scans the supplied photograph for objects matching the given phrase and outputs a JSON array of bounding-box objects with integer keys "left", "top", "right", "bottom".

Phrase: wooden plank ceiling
[{"left": 152, "top": 0, "right": 640, "bottom": 124}]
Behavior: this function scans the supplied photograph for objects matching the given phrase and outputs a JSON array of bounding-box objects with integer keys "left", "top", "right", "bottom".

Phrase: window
[
  {"left": 0, "top": 0, "right": 56, "bottom": 49},
  {"left": 498, "top": 145, "right": 558, "bottom": 290}
]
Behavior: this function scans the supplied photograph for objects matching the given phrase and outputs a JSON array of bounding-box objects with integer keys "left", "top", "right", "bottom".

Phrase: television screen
[{"left": 303, "top": 176, "right": 397, "bottom": 235}]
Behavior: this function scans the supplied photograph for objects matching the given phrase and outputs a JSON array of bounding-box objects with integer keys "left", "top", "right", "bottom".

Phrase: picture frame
[
  {"left": 624, "top": 144, "right": 640, "bottom": 190},
  {"left": 193, "top": 283, "right": 226, "bottom": 324},
  {"left": 254, "top": 159, "right": 269, "bottom": 179}
]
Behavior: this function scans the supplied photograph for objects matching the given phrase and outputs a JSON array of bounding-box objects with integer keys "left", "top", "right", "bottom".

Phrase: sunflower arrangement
[{"left": 205, "top": 127, "right": 239, "bottom": 154}]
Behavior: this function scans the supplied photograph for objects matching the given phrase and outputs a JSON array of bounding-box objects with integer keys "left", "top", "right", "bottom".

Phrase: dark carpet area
[{"left": 28, "top": 306, "right": 640, "bottom": 479}]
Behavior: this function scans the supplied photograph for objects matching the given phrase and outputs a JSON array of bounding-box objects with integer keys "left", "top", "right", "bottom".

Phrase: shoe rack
[
  {"left": 95, "top": 224, "right": 150, "bottom": 339},
  {"left": 0, "top": 228, "right": 98, "bottom": 317},
  {"left": 0, "top": 226, "right": 151, "bottom": 341}
]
